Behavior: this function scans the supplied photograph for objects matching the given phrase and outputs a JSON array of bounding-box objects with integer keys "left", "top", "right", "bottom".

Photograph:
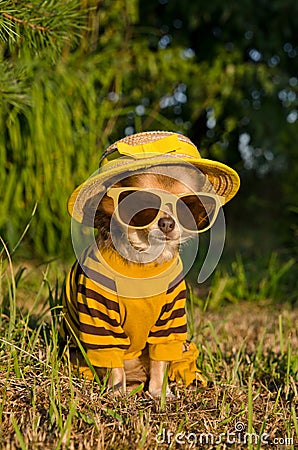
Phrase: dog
[{"left": 63, "top": 131, "right": 240, "bottom": 399}]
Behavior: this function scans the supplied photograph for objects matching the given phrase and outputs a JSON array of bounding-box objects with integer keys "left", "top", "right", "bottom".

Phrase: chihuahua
[
  {"left": 63, "top": 163, "right": 212, "bottom": 398},
  {"left": 77, "top": 164, "right": 207, "bottom": 398}
]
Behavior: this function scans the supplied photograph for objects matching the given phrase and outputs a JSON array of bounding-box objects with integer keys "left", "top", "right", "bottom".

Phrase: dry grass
[{"left": 0, "top": 299, "right": 297, "bottom": 449}]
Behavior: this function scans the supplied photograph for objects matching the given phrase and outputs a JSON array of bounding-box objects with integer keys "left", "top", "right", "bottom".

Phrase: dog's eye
[
  {"left": 177, "top": 195, "right": 217, "bottom": 231},
  {"left": 118, "top": 191, "right": 161, "bottom": 227}
]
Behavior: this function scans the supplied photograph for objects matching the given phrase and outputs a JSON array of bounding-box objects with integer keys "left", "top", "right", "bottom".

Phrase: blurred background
[{"left": 0, "top": 0, "right": 297, "bottom": 304}]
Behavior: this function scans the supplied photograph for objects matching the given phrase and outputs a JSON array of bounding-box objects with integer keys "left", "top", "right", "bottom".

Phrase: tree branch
[{"left": 2, "top": 12, "right": 50, "bottom": 33}]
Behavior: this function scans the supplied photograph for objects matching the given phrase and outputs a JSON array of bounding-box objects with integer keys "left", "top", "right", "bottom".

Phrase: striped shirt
[{"left": 63, "top": 244, "right": 187, "bottom": 368}]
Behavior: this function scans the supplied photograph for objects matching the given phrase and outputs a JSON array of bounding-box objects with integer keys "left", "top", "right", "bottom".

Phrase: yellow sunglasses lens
[
  {"left": 118, "top": 190, "right": 161, "bottom": 227},
  {"left": 176, "top": 194, "right": 218, "bottom": 232}
]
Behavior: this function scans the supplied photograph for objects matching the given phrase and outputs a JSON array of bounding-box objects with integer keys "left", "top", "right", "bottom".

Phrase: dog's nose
[{"left": 158, "top": 216, "right": 175, "bottom": 234}]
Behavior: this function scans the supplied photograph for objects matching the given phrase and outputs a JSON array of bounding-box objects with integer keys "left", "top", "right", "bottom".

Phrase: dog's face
[{"left": 94, "top": 165, "right": 206, "bottom": 264}]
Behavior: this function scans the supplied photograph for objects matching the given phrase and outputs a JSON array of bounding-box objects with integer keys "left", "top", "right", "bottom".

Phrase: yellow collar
[
  {"left": 93, "top": 246, "right": 183, "bottom": 298},
  {"left": 98, "top": 247, "right": 176, "bottom": 277}
]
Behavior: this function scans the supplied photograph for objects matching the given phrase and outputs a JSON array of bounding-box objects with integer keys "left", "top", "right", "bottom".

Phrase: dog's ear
[
  {"left": 82, "top": 193, "right": 114, "bottom": 228},
  {"left": 99, "top": 195, "right": 114, "bottom": 215},
  {"left": 93, "top": 195, "right": 114, "bottom": 229}
]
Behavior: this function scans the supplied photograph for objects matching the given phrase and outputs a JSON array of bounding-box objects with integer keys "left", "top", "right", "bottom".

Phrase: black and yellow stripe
[{"left": 63, "top": 245, "right": 188, "bottom": 368}]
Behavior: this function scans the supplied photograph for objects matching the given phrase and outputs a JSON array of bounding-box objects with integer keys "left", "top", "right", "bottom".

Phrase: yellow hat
[{"left": 68, "top": 131, "right": 240, "bottom": 225}]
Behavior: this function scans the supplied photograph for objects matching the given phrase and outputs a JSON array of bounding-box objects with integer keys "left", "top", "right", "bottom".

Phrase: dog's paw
[
  {"left": 107, "top": 367, "right": 126, "bottom": 395},
  {"left": 107, "top": 381, "right": 125, "bottom": 397},
  {"left": 148, "top": 385, "right": 176, "bottom": 400}
]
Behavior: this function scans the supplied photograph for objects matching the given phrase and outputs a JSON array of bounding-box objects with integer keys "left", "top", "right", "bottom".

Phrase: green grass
[
  {"left": 0, "top": 250, "right": 297, "bottom": 448},
  {"left": 189, "top": 251, "right": 297, "bottom": 311}
]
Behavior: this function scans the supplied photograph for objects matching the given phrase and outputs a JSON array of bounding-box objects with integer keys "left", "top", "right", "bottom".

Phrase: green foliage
[
  {"left": 192, "top": 253, "right": 296, "bottom": 311},
  {"left": 0, "top": 0, "right": 86, "bottom": 57}
]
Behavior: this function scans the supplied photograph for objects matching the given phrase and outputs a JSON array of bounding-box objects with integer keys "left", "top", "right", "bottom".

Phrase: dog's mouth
[
  {"left": 129, "top": 226, "right": 190, "bottom": 247},
  {"left": 126, "top": 228, "right": 178, "bottom": 252},
  {"left": 149, "top": 234, "right": 171, "bottom": 242},
  {"left": 146, "top": 228, "right": 179, "bottom": 242}
]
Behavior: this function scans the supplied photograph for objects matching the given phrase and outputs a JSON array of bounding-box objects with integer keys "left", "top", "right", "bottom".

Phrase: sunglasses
[{"left": 106, "top": 187, "right": 225, "bottom": 233}]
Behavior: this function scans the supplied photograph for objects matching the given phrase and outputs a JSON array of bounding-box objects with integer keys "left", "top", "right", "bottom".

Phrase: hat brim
[{"left": 68, "top": 156, "right": 240, "bottom": 225}]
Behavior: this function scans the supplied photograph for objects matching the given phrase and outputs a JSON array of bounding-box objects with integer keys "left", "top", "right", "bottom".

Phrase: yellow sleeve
[
  {"left": 77, "top": 275, "right": 131, "bottom": 368},
  {"left": 64, "top": 255, "right": 131, "bottom": 368},
  {"left": 86, "top": 348, "right": 125, "bottom": 368},
  {"left": 147, "top": 278, "right": 187, "bottom": 360}
]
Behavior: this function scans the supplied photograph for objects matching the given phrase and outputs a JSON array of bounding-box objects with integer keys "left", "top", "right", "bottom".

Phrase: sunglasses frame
[{"left": 106, "top": 187, "right": 225, "bottom": 233}]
